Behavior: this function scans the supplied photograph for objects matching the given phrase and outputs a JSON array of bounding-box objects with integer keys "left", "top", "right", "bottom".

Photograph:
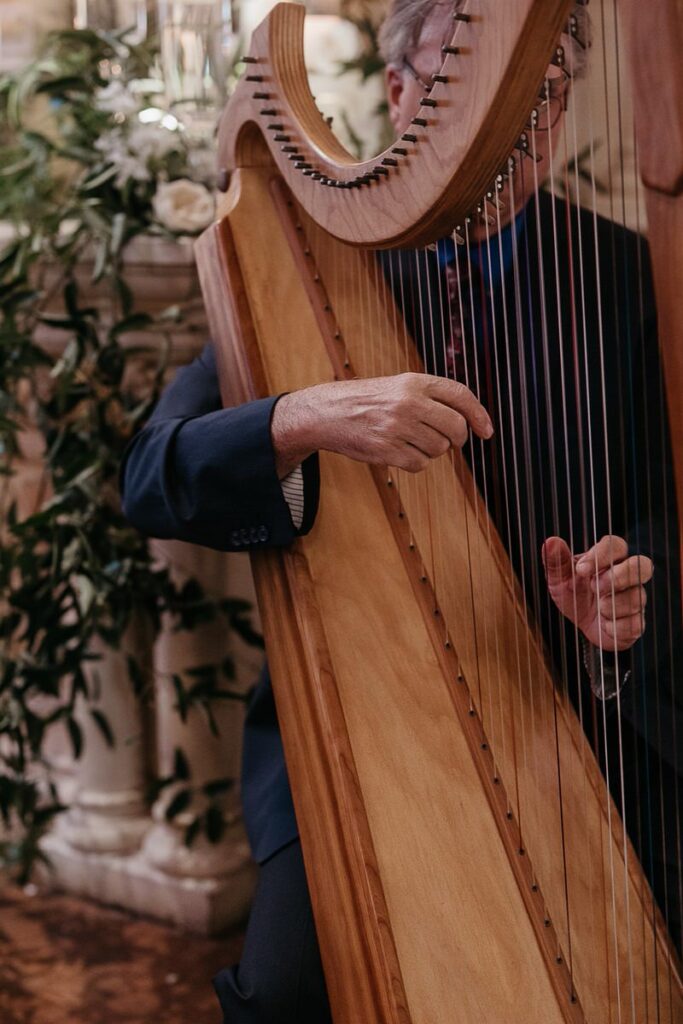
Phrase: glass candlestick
[
  {"left": 157, "top": 0, "right": 239, "bottom": 141},
  {"left": 73, "top": 0, "right": 152, "bottom": 42}
]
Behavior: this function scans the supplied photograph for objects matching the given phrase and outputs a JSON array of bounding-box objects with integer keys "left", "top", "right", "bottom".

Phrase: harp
[{"left": 196, "top": 2, "right": 683, "bottom": 1021}]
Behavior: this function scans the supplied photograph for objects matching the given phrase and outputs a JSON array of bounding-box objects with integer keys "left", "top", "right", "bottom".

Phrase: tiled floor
[{"left": 0, "top": 883, "right": 245, "bottom": 1024}]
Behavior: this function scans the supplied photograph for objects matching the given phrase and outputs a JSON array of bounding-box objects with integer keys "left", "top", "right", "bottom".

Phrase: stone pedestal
[
  {"left": 139, "top": 539, "right": 258, "bottom": 928},
  {"left": 56, "top": 627, "right": 151, "bottom": 856}
]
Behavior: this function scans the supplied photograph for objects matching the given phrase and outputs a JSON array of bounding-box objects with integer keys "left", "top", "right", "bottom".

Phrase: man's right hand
[{"left": 270, "top": 373, "right": 494, "bottom": 479}]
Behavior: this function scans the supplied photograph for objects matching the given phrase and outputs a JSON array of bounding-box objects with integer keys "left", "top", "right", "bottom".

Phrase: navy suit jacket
[
  {"left": 120, "top": 346, "right": 320, "bottom": 862},
  {"left": 120, "top": 190, "right": 680, "bottom": 866}
]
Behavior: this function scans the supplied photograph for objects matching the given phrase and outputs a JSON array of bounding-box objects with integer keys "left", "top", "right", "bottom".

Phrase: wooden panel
[
  {"left": 197, "top": 191, "right": 407, "bottom": 1024},
  {"left": 196, "top": 1, "right": 683, "bottom": 1018},
  {"left": 197, "top": 159, "right": 682, "bottom": 1023},
  {"left": 213, "top": 166, "right": 573, "bottom": 1024},
  {"left": 298, "top": 202, "right": 682, "bottom": 1023}
]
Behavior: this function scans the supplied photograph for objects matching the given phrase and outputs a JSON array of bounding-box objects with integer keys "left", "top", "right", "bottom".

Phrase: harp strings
[
  {"left": 480, "top": 198, "right": 531, "bottom": 836},
  {"left": 451, "top": 226, "right": 506, "bottom": 784},
  {"left": 297, "top": 0, "right": 680, "bottom": 1005},
  {"left": 594, "top": 22, "right": 637, "bottom": 1002},
  {"left": 613, "top": 0, "right": 679, "bottom": 1005},
  {"left": 562, "top": 26, "right": 608, "bottom": 998}
]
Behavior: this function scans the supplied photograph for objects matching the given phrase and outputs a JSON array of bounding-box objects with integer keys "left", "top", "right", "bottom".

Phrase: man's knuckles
[
  {"left": 592, "top": 556, "right": 654, "bottom": 594},
  {"left": 596, "top": 534, "right": 629, "bottom": 560},
  {"left": 596, "top": 586, "right": 647, "bottom": 617},
  {"left": 602, "top": 611, "right": 645, "bottom": 639},
  {"left": 400, "top": 451, "right": 430, "bottom": 474}
]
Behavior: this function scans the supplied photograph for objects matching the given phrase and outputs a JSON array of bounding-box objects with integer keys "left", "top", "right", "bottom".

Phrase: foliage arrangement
[{"left": 0, "top": 27, "right": 261, "bottom": 882}]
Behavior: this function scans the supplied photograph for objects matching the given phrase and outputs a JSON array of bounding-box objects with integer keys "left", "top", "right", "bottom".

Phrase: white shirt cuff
[{"left": 280, "top": 464, "right": 305, "bottom": 530}]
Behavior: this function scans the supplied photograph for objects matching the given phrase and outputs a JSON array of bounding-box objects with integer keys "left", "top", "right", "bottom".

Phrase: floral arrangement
[
  {"left": 0, "top": 30, "right": 217, "bottom": 240},
  {"left": 0, "top": 27, "right": 259, "bottom": 880}
]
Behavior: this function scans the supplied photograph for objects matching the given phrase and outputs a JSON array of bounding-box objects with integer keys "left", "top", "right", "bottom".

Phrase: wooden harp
[{"left": 196, "top": 2, "right": 683, "bottom": 1021}]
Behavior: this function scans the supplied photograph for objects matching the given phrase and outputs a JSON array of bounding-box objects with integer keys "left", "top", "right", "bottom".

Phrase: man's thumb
[{"left": 542, "top": 536, "right": 574, "bottom": 583}]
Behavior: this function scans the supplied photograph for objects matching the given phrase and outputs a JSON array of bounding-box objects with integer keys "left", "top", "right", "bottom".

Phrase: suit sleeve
[{"left": 119, "top": 342, "right": 320, "bottom": 552}]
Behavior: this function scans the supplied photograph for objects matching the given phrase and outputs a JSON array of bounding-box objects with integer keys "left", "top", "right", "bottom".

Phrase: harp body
[{"left": 196, "top": 4, "right": 683, "bottom": 1022}]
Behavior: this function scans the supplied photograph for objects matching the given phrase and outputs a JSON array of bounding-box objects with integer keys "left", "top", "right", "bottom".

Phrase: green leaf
[
  {"left": 115, "top": 277, "right": 134, "bottom": 316},
  {"left": 165, "top": 788, "right": 191, "bottom": 821},
  {"left": 81, "top": 164, "right": 119, "bottom": 191},
  {"left": 36, "top": 76, "right": 91, "bottom": 96},
  {"left": 108, "top": 313, "right": 153, "bottom": 340},
  {"left": 66, "top": 717, "right": 83, "bottom": 759},
  {"left": 184, "top": 663, "right": 216, "bottom": 680},
  {"left": 91, "top": 238, "right": 108, "bottom": 284},
  {"left": 32, "top": 802, "right": 67, "bottom": 827},
  {"left": 63, "top": 280, "right": 79, "bottom": 317},
  {"left": 110, "top": 212, "right": 127, "bottom": 257},
  {"left": 0, "top": 155, "right": 36, "bottom": 177},
  {"left": 171, "top": 674, "right": 188, "bottom": 721},
  {"left": 202, "top": 777, "right": 234, "bottom": 798},
  {"left": 126, "top": 655, "right": 148, "bottom": 697},
  {"left": 90, "top": 708, "right": 114, "bottom": 748},
  {"left": 173, "top": 746, "right": 190, "bottom": 781},
  {"left": 183, "top": 816, "right": 202, "bottom": 847},
  {"left": 204, "top": 804, "right": 224, "bottom": 844}
]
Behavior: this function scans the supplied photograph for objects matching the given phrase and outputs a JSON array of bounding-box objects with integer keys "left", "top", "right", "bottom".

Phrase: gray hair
[{"left": 378, "top": 1, "right": 591, "bottom": 79}]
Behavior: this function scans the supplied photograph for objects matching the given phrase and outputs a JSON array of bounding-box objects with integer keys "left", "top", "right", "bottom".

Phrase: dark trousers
[{"left": 212, "top": 839, "right": 333, "bottom": 1024}]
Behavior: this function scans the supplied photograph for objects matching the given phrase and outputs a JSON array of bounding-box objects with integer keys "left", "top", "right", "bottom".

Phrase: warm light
[{"left": 139, "top": 107, "right": 182, "bottom": 131}]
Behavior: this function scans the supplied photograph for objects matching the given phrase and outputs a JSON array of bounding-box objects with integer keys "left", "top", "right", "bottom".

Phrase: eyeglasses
[
  {"left": 402, "top": 57, "right": 572, "bottom": 132},
  {"left": 402, "top": 56, "right": 433, "bottom": 93},
  {"left": 525, "top": 67, "right": 572, "bottom": 132}
]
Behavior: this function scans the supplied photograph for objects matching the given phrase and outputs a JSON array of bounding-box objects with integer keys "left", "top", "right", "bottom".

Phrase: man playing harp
[{"left": 120, "top": 1, "right": 681, "bottom": 1020}]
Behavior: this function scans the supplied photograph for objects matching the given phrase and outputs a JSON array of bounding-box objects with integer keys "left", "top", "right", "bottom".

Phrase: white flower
[
  {"left": 129, "top": 122, "right": 181, "bottom": 163},
  {"left": 93, "top": 122, "right": 184, "bottom": 188},
  {"left": 94, "top": 131, "right": 151, "bottom": 185},
  {"left": 152, "top": 179, "right": 215, "bottom": 233},
  {"left": 95, "top": 80, "right": 140, "bottom": 116}
]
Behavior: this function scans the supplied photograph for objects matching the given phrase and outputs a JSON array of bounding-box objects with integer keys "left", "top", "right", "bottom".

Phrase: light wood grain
[
  {"left": 301, "top": 197, "right": 682, "bottom": 1024},
  {"left": 196, "top": 2, "right": 683, "bottom": 1020},
  {"left": 219, "top": 165, "right": 574, "bottom": 1024},
  {"left": 199, "top": 162, "right": 682, "bottom": 1023}
]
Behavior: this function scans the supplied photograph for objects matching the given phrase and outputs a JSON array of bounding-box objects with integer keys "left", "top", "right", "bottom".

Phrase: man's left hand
[{"left": 541, "top": 535, "right": 653, "bottom": 652}]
